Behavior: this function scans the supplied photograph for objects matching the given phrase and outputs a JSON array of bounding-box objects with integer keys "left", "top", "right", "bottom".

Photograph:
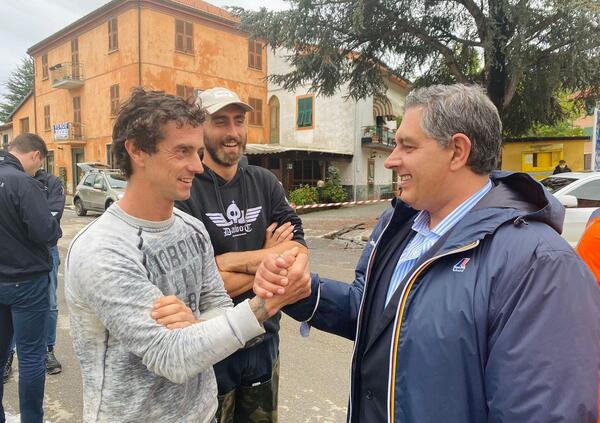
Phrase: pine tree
[
  {"left": 235, "top": 0, "right": 600, "bottom": 135},
  {"left": 0, "top": 57, "right": 34, "bottom": 124}
]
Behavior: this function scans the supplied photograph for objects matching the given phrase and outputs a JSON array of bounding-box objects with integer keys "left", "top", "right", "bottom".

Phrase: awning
[
  {"left": 373, "top": 94, "right": 395, "bottom": 120},
  {"left": 245, "top": 143, "right": 353, "bottom": 157}
]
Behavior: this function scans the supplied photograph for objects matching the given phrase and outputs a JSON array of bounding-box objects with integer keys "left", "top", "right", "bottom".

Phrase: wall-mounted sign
[{"left": 53, "top": 122, "right": 70, "bottom": 140}]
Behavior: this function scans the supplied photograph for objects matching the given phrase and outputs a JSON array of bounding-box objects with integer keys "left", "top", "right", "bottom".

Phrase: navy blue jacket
[
  {"left": 286, "top": 171, "right": 600, "bottom": 422},
  {"left": 0, "top": 153, "right": 61, "bottom": 282},
  {"left": 35, "top": 168, "right": 65, "bottom": 245}
]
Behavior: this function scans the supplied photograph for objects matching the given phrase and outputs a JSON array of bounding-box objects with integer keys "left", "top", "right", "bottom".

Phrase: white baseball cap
[{"left": 198, "top": 87, "right": 253, "bottom": 114}]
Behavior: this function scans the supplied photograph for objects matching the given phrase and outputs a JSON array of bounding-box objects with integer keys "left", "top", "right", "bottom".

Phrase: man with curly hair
[{"left": 65, "top": 88, "right": 310, "bottom": 423}]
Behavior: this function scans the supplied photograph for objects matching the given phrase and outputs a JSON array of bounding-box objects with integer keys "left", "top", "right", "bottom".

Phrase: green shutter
[
  {"left": 297, "top": 110, "right": 305, "bottom": 127},
  {"left": 297, "top": 97, "right": 313, "bottom": 128}
]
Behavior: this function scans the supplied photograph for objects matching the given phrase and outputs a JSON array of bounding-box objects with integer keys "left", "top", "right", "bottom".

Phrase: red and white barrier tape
[{"left": 291, "top": 198, "right": 392, "bottom": 210}]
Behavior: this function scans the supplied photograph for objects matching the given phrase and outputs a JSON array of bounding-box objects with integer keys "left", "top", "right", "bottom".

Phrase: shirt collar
[{"left": 411, "top": 179, "right": 493, "bottom": 238}]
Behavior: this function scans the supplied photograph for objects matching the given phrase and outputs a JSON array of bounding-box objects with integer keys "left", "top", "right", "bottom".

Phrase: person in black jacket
[
  {"left": 174, "top": 87, "right": 308, "bottom": 422},
  {"left": 3, "top": 169, "right": 66, "bottom": 383},
  {"left": 0, "top": 133, "right": 61, "bottom": 423},
  {"left": 553, "top": 159, "right": 572, "bottom": 174}
]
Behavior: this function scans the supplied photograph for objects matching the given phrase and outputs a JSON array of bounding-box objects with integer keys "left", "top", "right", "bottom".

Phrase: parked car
[
  {"left": 73, "top": 164, "right": 126, "bottom": 216},
  {"left": 539, "top": 172, "right": 600, "bottom": 246}
]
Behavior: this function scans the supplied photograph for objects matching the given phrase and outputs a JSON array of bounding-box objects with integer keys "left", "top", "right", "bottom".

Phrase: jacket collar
[
  {"left": 0, "top": 152, "right": 26, "bottom": 173},
  {"left": 387, "top": 171, "right": 564, "bottom": 255}
]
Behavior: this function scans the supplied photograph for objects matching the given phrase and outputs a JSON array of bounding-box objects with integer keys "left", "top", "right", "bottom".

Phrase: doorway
[{"left": 71, "top": 147, "right": 85, "bottom": 189}]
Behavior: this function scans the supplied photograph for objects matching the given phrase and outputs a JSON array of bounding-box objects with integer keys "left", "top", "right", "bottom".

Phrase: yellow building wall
[
  {"left": 501, "top": 139, "right": 590, "bottom": 179},
  {"left": 139, "top": 7, "right": 268, "bottom": 144},
  {"left": 29, "top": 2, "right": 267, "bottom": 193},
  {"left": 33, "top": 5, "right": 141, "bottom": 193},
  {"left": 11, "top": 95, "right": 35, "bottom": 136}
]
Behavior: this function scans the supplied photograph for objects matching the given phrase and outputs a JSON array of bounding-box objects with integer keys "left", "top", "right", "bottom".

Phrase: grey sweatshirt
[{"left": 65, "top": 205, "right": 264, "bottom": 422}]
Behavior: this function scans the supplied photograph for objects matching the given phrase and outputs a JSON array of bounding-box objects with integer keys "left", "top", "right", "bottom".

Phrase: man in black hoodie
[
  {"left": 0, "top": 133, "right": 61, "bottom": 423},
  {"left": 175, "top": 87, "right": 307, "bottom": 422}
]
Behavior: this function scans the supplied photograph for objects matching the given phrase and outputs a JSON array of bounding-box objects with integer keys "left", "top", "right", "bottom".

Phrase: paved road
[{"left": 3, "top": 202, "right": 390, "bottom": 422}]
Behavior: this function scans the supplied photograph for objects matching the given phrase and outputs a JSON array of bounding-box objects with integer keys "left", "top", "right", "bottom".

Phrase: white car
[{"left": 540, "top": 172, "right": 600, "bottom": 246}]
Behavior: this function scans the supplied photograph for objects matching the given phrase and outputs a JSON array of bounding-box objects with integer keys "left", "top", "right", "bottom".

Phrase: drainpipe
[
  {"left": 137, "top": 0, "right": 142, "bottom": 85},
  {"left": 352, "top": 99, "right": 358, "bottom": 201},
  {"left": 30, "top": 54, "right": 38, "bottom": 134}
]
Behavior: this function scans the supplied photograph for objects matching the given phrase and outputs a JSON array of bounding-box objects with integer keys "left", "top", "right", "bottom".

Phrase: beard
[{"left": 204, "top": 135, "right": 247, "bottom": 167}]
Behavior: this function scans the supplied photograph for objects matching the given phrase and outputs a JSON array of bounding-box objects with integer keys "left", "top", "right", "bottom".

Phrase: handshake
[
  {"left": 151, "top": 247, "right": 311, "bottom": 328},
  {"left": 252, "top": 247, "right": 312, "bottom": 316}
]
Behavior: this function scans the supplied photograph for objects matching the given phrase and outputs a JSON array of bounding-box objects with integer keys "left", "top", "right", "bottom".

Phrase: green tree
[
  {"left": 319, "top": 165, "right": 347, "bottom": 203},
  {"left": 525, "top": 92, "right": 587, "bottom": 137},
  {"left": 235, "top": 0, "right": 600, "bottom": 135},
  {"left": 0, "top": 57, "right": 34, "bottom": 124}
]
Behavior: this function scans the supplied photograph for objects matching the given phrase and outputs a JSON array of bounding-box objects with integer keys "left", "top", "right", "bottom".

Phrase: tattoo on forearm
[{"left": 250, "top": 297, "right": 270, "bottom": 323}]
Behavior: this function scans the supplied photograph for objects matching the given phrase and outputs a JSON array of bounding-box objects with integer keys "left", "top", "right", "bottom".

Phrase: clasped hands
[
  {"left": 253, "top": 247, "right": 311, "bottom": 306},
  {"left": 151, "top": 247, "right": 311, "bottom": 328}
]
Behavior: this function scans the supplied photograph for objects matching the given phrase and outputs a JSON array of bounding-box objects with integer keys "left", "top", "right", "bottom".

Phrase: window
[
  {"left": 20, "top": 117, "right": 29, "bottom": 133},
  {"left": 106, "top": 173, "right": 127, "bottom": 188},
  {"left": 2, "top": 134, "right": 8, "bottom": 150},
  {"left": 71, "top": 38, "right": 80, "bottom": 78},
  {"left": 569, "top": 180, "right": 600, "bottom": 208},
  {"left": 42, "top": 54, "right": 48, "bottom": 80},
  {"left": 176, "top": 84, "right": 195, "bottom": 100},
  {"left": 297, "top": 96, "right": 314, "bottom": 129},
  {"left": 585, "top": 154, "right": 592, "bottom": 170},
  {"left": 94, "top": 174, "right": 107, "bottom": 190},
  {"left": 83, "top": 174, "right": 96, "bottom": 187},
  {"left": 73, "top": 96, "right": 82, "bottom": 138},
  {"left": 44, "top": 105, "right": 51, "bottom": 131},
  {"left": 248, "top": 98, "right": 263, "bottom": 126},
  {"left": 292, "top": 159, "right": 325, "bottom": 187},
  {"left": 108, "top": 17, "right": 118, "bottom": 51},
  {"left": 248, "top": 39, "right": 262, "bottom": 70},
  {"left": 175, "top": 19, "right": 193, "bottom": 53},
  {"left": 110, "top": 84, "right": 120, "bottom": 115}
]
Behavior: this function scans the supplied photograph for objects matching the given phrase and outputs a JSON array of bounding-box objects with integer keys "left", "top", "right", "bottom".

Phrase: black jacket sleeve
[
  {"left": 18, "top": 178, "right": 61, "bottom": 245},
  {"left": 47, "top": 175, "right": 66, "bottom": 222},
  {"left": 267, "top": 174, "right": 306, "bottom": 247}
]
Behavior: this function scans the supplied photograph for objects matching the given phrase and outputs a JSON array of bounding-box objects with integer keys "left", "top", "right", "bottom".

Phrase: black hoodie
[
  {"left": 0, "top": 153, "right": 61, "bottom": 282},
  {"left": 176, "top": 163, "right": 306, "bottom": 337}
]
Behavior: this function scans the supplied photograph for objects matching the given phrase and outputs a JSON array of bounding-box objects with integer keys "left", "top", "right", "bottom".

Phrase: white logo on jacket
[{"left": 205, "top": 201, "right": 262, "bottom": 238}]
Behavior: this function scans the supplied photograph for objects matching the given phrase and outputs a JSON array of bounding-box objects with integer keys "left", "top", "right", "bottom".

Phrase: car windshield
[
  {"left": 540, "top": 177, "right": 576, "bottom": 194},
  {"left": 106, "top": 174, "right": 127, "bottom": 189}
]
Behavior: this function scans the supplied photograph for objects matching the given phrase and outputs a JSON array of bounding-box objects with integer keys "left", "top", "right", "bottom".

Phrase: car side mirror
[
  {"left": 557, "top": 194, "right": 578, "bottom": 208},
  {"left": 93, "top": 182, "right": 104, "bottom": 190}
]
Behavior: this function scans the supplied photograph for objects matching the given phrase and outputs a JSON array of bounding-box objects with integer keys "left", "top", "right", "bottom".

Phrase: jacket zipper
[
  {"left": 386, "top": 240, "right": 480, "bottom": 422},
  {"left": 347, "top": 215, "right": 394, "bottom": 422}
]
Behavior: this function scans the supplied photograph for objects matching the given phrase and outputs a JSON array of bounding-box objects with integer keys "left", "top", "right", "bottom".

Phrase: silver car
[{"left": 73, "top": 164, "right": 126, "bottom": 216}]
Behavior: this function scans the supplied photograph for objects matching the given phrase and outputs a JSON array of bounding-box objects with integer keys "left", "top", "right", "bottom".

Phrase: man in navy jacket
[
  {"left": 256, "top": 84, "right": 600, "bottom": 422},
  {"left": 3, "top": 168, "right": 66, "bottom": 383},
  {"left": 0, "top": 133, "right": 61, "bottom": 423}
]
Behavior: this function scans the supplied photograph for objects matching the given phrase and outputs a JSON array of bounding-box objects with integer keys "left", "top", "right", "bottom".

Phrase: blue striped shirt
[{"left": 385, "top": 180, "right": 493, "bottom": 306}]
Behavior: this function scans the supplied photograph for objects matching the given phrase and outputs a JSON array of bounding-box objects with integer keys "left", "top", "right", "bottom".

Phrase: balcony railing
[
  {"left": 361, "top": 126, "right": 396, "bottom": 148},
  {"left": 52, "top": 122, "right": 84, "bottom": 141},
  {"left": 50, "top": 62, "right": 84, "bottom": 89}
]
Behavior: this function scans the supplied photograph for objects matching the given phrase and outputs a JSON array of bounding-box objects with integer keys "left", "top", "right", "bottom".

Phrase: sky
[{"left": 0, "top": 0, "right": 289, "bottom": 98}]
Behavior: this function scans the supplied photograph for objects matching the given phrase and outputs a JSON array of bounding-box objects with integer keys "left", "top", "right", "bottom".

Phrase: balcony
[
  {"left": 52, "top": 122, "right": 84, "bottom": 142},
  {"left": 361, "top": 126, "right": 396, "bottom": 150},
  {"left": 50, "top": 62, "right": 84, "bottom": 89}
]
